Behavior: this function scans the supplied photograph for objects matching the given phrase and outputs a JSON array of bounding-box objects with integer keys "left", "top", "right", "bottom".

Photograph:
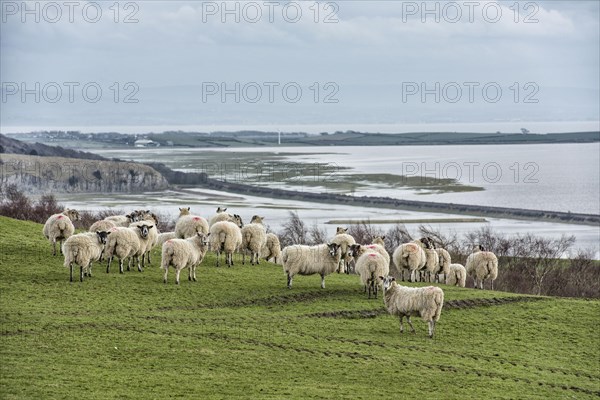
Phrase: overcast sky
[{"left": 1, "top": 0, "right": 599, "bottom": 133}]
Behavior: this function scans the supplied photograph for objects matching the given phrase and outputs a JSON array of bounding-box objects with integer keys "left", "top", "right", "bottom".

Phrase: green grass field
[{"left": 1, "top": 216, "right": 598, "bottom": 399}]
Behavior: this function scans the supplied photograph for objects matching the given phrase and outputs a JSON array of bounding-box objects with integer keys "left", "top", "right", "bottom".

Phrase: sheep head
[
  {"left": 179, "top": 207, "right": 191, "bottom": 216},
  {"left": 380, "top": 275, "right": 396, "bottom": 292},
  {"left": 336, "top": 227, "right": 348, "bottom": 234},
  {"left": 96, "top": 231, "right": 110, "bottom": 245}
]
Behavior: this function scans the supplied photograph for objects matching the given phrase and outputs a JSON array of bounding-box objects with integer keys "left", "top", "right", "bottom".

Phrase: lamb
[
  {"left": 174, "top": 207, "right": 209, "bottom": 238},
  {"left": 262, "top": 233, "right": 282, "bottom": 264},
  {"left": 161, "top": 233, "right": 209, "bottom": 284},
  {"left": 241, "top": 215, "right": 267, "bottom": 265},
  {"left": 331, "top": 227, "right": 356, "bottom": 274},
  {"left": 209, "top": 221, "right": 243, "bottom": 267},
  {"left": 105, "top": 223, "right": 153, "bottom": 274},
  {"left": 465, "top": 245, "right": 499, "bottom": 290},
  {"left": 62, "top": 231, "right": 110, "bottom": 282},
  {"left": 282, "top": 243, "right": 342, "bottom": 289},
  {"left": 380, "top": 275, "right": 444, "bottom": 338},
  {"left": 392, "top": 238, "right": 431, "bottom": 282},
  {"left": 43, "top": 209, "right": 81, "bottom": 256},
  {"left": 446, "top": 263, "right": 467, "bottom": 287},
  {"left": 355, "top": 251, "right": 389, "bottom": 299}
]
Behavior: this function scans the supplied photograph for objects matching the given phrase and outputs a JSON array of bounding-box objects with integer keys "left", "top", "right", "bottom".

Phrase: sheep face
[
  {"left": 137, "top": 224, "right": 153, "bottom": 239},
  {"left": 327, "top": 243, "right": 341, "bottom": 258},
  {"left": 380, "top": 275, "right": 396, "bottom": 291},
  {"left": 64, "top": 209, "right": 81, "bottom": 221},
  {"left": 336, "top": 227, "right": 348, "bottom": 234},
  {"left": 96, "top": 231, "right": 110, "bottom": 245},
  {"left": 348, "top": 244, "right": 361, "bottom": 258},
  {"left": 250, "top": 215, "right": 264, "bottom": 224},
  {"left": 197, "top": 232, "right": 210, "bottom": 246},
  {"left": 231, "top": 214, "right": 243, "bottom": 228},
  {"left": 420, "top": 237, "right": 434, "bottom": 249}
]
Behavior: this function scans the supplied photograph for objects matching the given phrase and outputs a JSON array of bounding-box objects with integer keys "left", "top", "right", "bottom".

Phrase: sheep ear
[
  {"left": 223, "top": 208, "right": 227, "bottom": 212},
  {"left": 379, "top": 276, "right": 384, "bottom": 280},
  {"left": 391, "top": 277, "right": 396, "bottom": 281},
  {"left": 207, "top": 233, "right": 211, "bottom": 237},
  {"left": 187, "top": 207, "right": 190, "bottom": 211},
  {"left": 382, "top": 236, "right": 386, "bottom": 240}
]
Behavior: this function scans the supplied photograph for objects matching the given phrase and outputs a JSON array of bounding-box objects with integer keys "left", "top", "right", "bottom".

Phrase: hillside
[
  {"left": 0, "top": 217, "right": 598, "bottom": 399},
  {"left": 0, "top": 154, "right": 168, "bottom": 194}
]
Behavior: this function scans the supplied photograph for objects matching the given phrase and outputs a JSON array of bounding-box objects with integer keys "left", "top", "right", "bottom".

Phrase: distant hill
[
  {"left": 5, "top": 130, "right": 599, "bottom": 149},
  {"left": 0, "top": 134, "right": 107, "bottom": 160}
]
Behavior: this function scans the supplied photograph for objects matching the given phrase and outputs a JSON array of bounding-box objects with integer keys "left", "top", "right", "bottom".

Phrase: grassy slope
[{"left": 0, "top": 216, "right": 598, "bottom": 399}]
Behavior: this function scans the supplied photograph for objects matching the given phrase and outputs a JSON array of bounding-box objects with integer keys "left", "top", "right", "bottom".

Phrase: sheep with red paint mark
[
  {"left": 43, "top": 209, "right": 81, "bottom": 256},
  {"left": 174, "top": 207, "right": 209, "bottom": 238}
]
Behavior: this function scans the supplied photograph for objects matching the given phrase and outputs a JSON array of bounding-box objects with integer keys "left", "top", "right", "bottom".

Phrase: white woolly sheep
[
  {"left": 209, "top": 207, "right": 233, "bottom": 226},
  {"left": 62, "top": 231, "right": 110, "bottom": 282},
  {"left": 88, "top": 220, "right": 117, "bottom": 261},
  {"left": 89, "top": 219, "right": 117, "bottom": 233},
  {"left": 465, "top": 245, "right": 499, "bottom": 290},
  {"left": 43, "top": 209, "right": 80, "bottom": 256},
  {"left": 156, "top": 232, "right": 177, "bottom": 246},
  {"left": 241, "top": 215, "right": 267, "bottom": 265},
  {"left": 432, "top": 248, "right": 451, "bottom": 282},
  {"left": 423, "top": 248, "right": 440, "bottom": 283},
  {"left": 331, "top": 227, "right": 356, "bottom": 274},
  {"left": 380, "top": 275, "right": 444, "bottom": 338},
  {"left": 355, "top": 251, "right": 389, "bottom": 299},
  {"left": 161, "top": 233, "right": 209, "bottom": 284},
  {"left": 104, "top": 213, "right": 137, "bottom": 228},
  {"left": 105, "top": 223, "right": 153, "bottom": 274},
  {"left": 262, "top": 233, "right": 282, "bottom": 264},
  {"left": 209, "top": 220, "right": 243, "bottom": 267},
  {"left": 282, "top": 243, "right": 342, "bottom": 289},
  {"left": 136, "top": 211, "right": 159, "bottom": 266},
  {"left": 446, "top": 263, "right": 467, "bottom": 287},
  {"left": 129, "top": 221, "right": 156, "bottom": 269},
  {"left": 392, "top": 238, "right": 430, "bottom": 282},
  {"left": 174, "top": 207, "right": 209, "bottom": 238},
  {"left": 348, "top": 242, "right": 390, "bottom": 268}
]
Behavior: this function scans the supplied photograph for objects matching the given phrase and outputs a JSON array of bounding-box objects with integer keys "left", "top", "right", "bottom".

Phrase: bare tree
[{"left": 278, "top": 211, "right": 308, "bottom": 247}]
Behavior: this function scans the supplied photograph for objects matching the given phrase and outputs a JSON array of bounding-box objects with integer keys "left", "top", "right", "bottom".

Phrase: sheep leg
[
  {"left": 255, "top": 252, "right": 260, "bottom": 265},
  {"left": 428, "top": 320, "right": 435, "bottom": 338},
  {"left": 491, "top": 280, "right": 494, "bottom": 290},
  {"left": 107, "top": 257, "right": 112, "bottom": 273},
  {"left": 52, "top": 240, "right": 57, "bottom": 256},
  {"left": 175, "top": 269, "right": 180, "bottom": 285},
  {"left": 287, "top": 273, "right": 293, "bottom": 289},
  {"left": 69, "top": 263, "right": 73, "bottom": 282},
  {"left": 59, "top": 239, "right": 63, "bottom": 255},
  {"left": 320, "top": 273, "right": 326, "bottom": 289},
  {"left": 242, "top": 250, "right": 246, "bottom": 265},
  {"left": 163, "top": 267, "right": 168, "bottom": 284},
  {"left": 139, "top": 255, "right": 144, "bottom": 272},
  {"left": 119, "top": 258, "right": 124, "bottom": 274},
  {"left": 192, "top": 265, "right": 197, "bottom": 282},
  {"left": 188, "top": 268, "right": 192, "bottom": 281},
  {"left": 146, "top": 251, "right": 151, "bottom": 266},
  {"left": 406, "top": 317, "right": 416, "bottom": 333},
  {"left": 398, "top": 316, "right": 404, "bottom": 333},
  {"left": 87, "top": 262, "right": 93, "bottom": 278},
  {"left": 80, "top": 265, "right": 84, "bottom": 282}
]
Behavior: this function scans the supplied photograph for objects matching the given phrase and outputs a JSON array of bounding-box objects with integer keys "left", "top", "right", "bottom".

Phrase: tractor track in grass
[{"left": 307, "top": 296, "right": 548, "bottom": 319}]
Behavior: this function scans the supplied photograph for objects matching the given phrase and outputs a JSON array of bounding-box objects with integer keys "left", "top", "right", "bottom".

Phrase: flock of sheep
[{"left": 41, "top": 206, "right": 499, "bottom": 338}]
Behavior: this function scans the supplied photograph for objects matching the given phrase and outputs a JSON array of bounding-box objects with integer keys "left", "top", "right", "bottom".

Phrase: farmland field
[{"left": 1, "top": 216, "right": 599, "bottom": 399}]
